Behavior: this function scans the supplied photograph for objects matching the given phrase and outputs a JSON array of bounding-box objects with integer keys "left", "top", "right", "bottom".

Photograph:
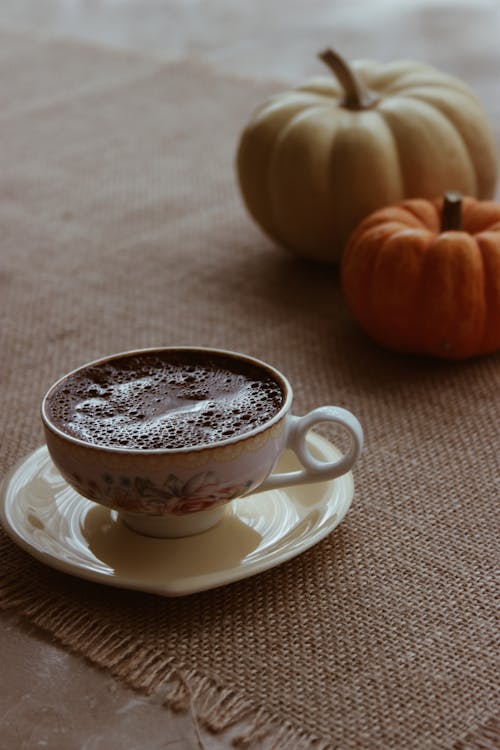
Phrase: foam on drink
[{"left": 46, "top": 351, "right": 284, "bottom": 450}]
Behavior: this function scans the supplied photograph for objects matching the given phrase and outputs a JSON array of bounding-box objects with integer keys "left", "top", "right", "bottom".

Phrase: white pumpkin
[{"left": 236, "top": 49, "right": 498, "bottom": 263}]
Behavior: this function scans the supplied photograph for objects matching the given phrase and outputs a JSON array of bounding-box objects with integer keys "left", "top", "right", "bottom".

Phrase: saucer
[{"left": 0, "top": 434, "right": 354, "bottom": 597}]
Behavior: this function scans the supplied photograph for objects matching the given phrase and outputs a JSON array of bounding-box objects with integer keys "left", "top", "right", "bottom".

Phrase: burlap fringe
[
  {"left": 0, "top": 574, "right": 332, "bottom": 749},
  {"left": 163, "top": 669, "right": 333, "bottom": 749}
]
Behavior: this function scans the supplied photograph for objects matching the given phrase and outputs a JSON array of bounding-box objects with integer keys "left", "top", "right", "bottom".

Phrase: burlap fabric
[{"left": 0, "top": 30, "right": 498, "bottom": 749}]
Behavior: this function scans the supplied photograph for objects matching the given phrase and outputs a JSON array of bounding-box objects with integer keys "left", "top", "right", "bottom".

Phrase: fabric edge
[{"left": 0, "top": 572, "right": 330, "bottom": 750}]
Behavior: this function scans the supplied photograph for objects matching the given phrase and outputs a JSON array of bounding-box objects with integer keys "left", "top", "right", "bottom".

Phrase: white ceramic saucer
[{"left": 0, "top": 434, "right": 354, "bottom": 597}]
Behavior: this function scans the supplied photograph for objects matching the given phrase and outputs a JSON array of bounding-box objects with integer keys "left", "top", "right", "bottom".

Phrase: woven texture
[{"left": 0, "top": 31, "right": 499, "bottom": 749}]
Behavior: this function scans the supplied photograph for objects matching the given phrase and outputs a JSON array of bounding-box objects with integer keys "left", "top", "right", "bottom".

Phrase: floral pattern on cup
[{"left": 69, "top": 470, "right": 253, "bottom": 516}]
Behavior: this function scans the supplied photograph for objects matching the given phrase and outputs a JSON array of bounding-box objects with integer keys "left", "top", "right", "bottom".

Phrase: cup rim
[{"left": 41, "top": 346, "right": 293, "bottom": 455}]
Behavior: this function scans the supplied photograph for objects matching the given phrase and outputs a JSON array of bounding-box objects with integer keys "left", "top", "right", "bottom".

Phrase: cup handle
[{"left": 257, "top": 406, "right": 363, "bottom": 492}]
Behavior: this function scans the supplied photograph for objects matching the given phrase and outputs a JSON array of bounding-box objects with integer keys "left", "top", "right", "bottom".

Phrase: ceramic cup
[{"left": 41, "top": 347, "right": 363, "bottom": 538}]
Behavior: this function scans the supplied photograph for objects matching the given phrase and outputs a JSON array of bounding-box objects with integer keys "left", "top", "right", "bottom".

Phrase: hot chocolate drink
[{"left": 45, "top": 349, "right": 284, "bottom": 450}]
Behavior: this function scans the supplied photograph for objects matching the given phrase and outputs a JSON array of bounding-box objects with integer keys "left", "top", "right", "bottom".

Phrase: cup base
[{"left": 120, "top": 505, "right": 226, "bottom": 538}]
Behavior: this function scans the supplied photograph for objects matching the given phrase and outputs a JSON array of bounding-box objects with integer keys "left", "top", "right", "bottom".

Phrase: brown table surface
[{"left": 0, "top": 2, "right": 498, "bottom": 749}]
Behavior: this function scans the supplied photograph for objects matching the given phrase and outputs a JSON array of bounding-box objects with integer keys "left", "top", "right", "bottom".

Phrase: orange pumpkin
[{"left": 341, "top": 193, "right": 500, "bottom": 359}]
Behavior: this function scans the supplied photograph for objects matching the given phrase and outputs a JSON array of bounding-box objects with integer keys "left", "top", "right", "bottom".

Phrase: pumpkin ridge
[
  {"left": 385, "top": 79, "right": 474, "bottom": 97},
  {"left": 254, "top": 96, "right": 331, "bottom": 130},
  {"left": 475, "top": 237, "right": 489, "bottom": 351},
  {"left": 405, "top": 89, "right": 496, "bottom": 199},
  {"left": 329, "top": 109, "right": 406, "bottom": 254},
  {"left": 421, "top": 233, "right": 484, "bottom": 357},
  {"left": 385, "top": 115, "right": 407, "bottom": 199},
  {"left": 375, "top": 106, "right": 409, "bottom": 197},
  {"left": 358, "top": 219, "right": 415, "bottom": 241},
  {"left": 382, "top": 69, "right": 475, "bottom": 97},
  {"left": 293, "top": 90, "right": 340, "bottom": 106},
  {"left": 239, "top": 100, "right": 332, "bottom": 246},
  {"left": 273, "top": 103, "right": 334, "bottom": 128},
  {"left": 366, "top": 61, "right": 437, "bottom": 91},
  {"left": 342, "top": 227, "right": 383, "bottom": 330},
  {"left": 371, "top": 229, "right": 429, "bottom": 351},
  {"left": 378, "top": 96, "right": 476, "bottom": 197},
  {"left": 368, "top": 229, "right": 405, "bottom": 332},
  {"left": 461, "top": 200, "right": 500, "bottom": 234},
  {"left": 476, "top": 234, "right": 500, "bottom": 353},
  {"left": 250, "top": 94, "right": 288, "bottom": 122},
  {"left": 268, "top": 105, "right": 341, "bottom": 256},
  {"left": 415, "top": 234, "right": 445, "bottom": 356},
  {"left": 324, "top": 117, "right": 343, "bottom": 254},
  {"left": 433, "top": 201, "right": 442, "bottom": 234},
  {"left": 399, "top": 201, "right": 439, "bottom": 230},
  {"left": 409, "top": 93, "right": 482, "bottom": 197},
  {"left": 236, "top": 100, "right": 310, "bottom": 241}
]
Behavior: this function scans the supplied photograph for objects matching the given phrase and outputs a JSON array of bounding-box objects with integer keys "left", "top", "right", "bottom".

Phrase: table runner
[{"left": 0, "top": 30, "right": 498, "bottom": 749}]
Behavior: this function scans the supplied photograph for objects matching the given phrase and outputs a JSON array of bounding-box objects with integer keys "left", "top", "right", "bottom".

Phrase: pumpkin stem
[
  {"left": 441, "top": 192, "right": 463, "bottom": 232},
  {"left": 318, "top": 48, "right": 379, "bottom": 110}
]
